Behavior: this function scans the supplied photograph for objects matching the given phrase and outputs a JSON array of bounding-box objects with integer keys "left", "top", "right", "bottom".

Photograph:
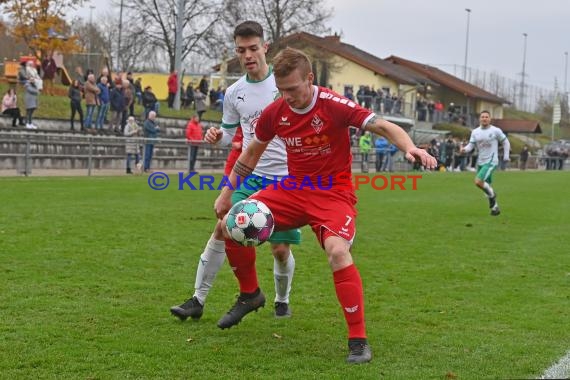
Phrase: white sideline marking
[{"left": 540, "top": 350, "right": 570, "bottom": 379}]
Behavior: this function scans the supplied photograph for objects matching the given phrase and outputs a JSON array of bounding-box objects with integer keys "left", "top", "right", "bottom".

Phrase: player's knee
[
  {"left": 271, "top": 243, "right": 290, "bottom": 261},
  {"left": 324, "top": 239, "right": 352, "bottom": 270}
]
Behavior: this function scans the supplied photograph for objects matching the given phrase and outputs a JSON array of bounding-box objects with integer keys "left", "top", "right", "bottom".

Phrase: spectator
[
  {"left": 194, "top": 89, "right": 206, "bottom": 120},
  {"left": 83, "top": 73, "right": 100, "bottom": 130},
  {"left": 381, "top": 143, "right": 398, "bottom": 172},
  {"left": 2, "top": 88, "right": 26, "bottom": 127},
  {"left": 74, "top": 66, "right": 85, "bottom": 90},
  {"left": 24, "top": 77, "right": 39, "bottom": 129},
  {"left": 95, "top": 76, "right": 110, "bottom": 131},
  {"left": 434, "top": 100, "right": 444, "bottom": 123},
  {"left": 359, "top": 131, "right": 372, "bottom": 172},
  {"left": 519, "top": 145, "right": 529, "bottom": 170},
  {"left": 122, "top": 79, "right": 134, "bottom": 131},
  {"left": 374, "top": 136, "right": 388, "bottom": 172},
  {"left": 184, "top": 83, "right": 195, "bottom": 109},
  {"left": 68, "top": 80, "right": 84, "bottom": 131},
  {"left": 198, "top": 75, "right": 208, "bottom": 95},
  {"left": 167, "top": 70, "right": 178, "bottom": 108},
  {"left": 124, "top": 116, "right": 142, "bottom": 174},
  {"left": 41, "top": 52, "right": 57, "bottom": 96},
  {"left": 142, "top": 86, "right": 158, "bottom": 118},
  {"left": 18, "top": 62, "right": 28, "bottom": 85},
  {"left": 126, "top": 72, "right": 136, "bottom": 116},
  {"left": 444, "top": 138, "right": 455, "bottom": 170},
  {"left": 209, "top": 88, "right": 218, "bottom": 109},
  {"left": 110, "top": 80, "right": 126, "bottom": 134},
  {"left": 26, "top": 61, "right": 43, "bottom": 91},
  {"left": 185, "top": 113, "right": 204, "bottom": 172},
  {"left": 134, "top": 77, "right": 143, "bottom": 105},
  {"left": 143, "top": 110, "right": 160, "bottom": 172}
]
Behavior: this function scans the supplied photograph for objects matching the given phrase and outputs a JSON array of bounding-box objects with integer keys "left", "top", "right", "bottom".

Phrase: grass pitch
[{"left": 0, "top": 171, "right": 568, "bottom": 379}]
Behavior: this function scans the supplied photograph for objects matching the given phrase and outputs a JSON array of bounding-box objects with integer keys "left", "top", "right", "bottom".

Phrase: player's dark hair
[
  {"left": 233, "top": 21, "right": 264, "bottom": 41},
  {"left": 480, "top": 110, "right": 490, "bottom": 116},
  {"left": 273, "top": 47, "right": 312, "bottom": 79}
]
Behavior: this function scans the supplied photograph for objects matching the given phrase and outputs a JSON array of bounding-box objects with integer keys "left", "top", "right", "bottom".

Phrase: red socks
[
  {"left": 333, "top": 264, "right": 367, "bottom": 339},
  {"left": 224, "top": 239, "right": 258, "bottom": 293}
]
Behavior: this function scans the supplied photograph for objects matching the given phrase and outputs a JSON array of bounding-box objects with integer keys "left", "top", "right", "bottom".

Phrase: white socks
[
  {"left": 274, "top": 250, "right": 295, "bottom": 304},
  {"left": 193, "top": 235, "right": 226, "bottom": 305},
  {"left": 483, "top": 182, "right": 495, "bottom": 198}
]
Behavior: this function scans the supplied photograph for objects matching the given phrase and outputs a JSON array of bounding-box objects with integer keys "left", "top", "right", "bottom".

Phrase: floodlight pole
[
  {"left": 173, "top": 0, "right": 184, "bottom": 110},
  {"left": 463, "top": 8, "right": 471, "bottom": 81},
  {"left": 88, "top": 5, "right": 95, "bottom": 70},
  {"left": 519, "top": 33, "right": 528, "bottom": 110},
  {"left": 117, "top": 0, "right": 124, "bottom": 71}
]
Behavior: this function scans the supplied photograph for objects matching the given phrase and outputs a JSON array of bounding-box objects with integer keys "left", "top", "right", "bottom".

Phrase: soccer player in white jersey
[
  {"left": 214, "top": 47, "right": 437, "bottom": 364},
  {"left": 461, "top": 110, "right": 510, "bottom": 216},
  {"left": 170, "top": 21, "right": 300, "bottom": 324}
]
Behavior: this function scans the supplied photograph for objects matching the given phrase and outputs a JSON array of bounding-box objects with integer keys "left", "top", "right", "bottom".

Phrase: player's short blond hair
[{"left": 273, "top": 47, "right": 312, "bottom": 79}]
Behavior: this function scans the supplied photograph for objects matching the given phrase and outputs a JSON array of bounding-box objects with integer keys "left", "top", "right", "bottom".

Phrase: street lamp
[
  {"left": 564, "top": 51, "right": 568, "bottom": 95},
  {"left": 117, "top": 0, "right": 124, "bottom": 71},
  {"left": 87, "top": 5, "right": 95, "bottom": 70},
  {"left": 519, "top": 33, "right": 528, "bottom": 110},
  {"left": 463, "top": 8, "right": 471, "bottom": 81}
]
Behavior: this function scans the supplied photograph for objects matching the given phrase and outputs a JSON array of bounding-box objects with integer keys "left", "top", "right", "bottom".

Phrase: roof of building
[
  {"left": 222, "top": 32, "right": 506, "bottom": 105},
  {"left": 384, "top": 55, "right": 509, "bottom": 105},
  {"left": 491, "top": 119, "right": 542, "bottom": 134},
  {"left": 277, "top": 33, "right": 436, "bottom": 87}
]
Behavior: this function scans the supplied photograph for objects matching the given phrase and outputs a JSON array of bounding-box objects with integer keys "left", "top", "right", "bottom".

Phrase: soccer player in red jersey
[
  {"left": 214, "top": 47, "right": 437, "bottom": 364},
  {"left": 224, "top": 126, "right": 243, "bottom": 176}
]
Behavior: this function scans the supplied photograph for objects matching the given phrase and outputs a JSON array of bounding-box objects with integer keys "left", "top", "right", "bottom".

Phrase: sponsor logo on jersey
[
  {"left": 237, "top": 94, "right": 246, "bottom": 102},
  {"left": 279, "top": 116, "right": 290, "bottom": 126},
  {"left": 319, "top": 91, "right": 356, "bottom": 108},
  {"left": 303, "top": 135, "right": 329, "bottom": 145}
]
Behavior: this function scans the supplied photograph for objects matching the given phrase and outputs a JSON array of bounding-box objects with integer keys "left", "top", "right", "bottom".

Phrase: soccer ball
[{"left": 225, "top": 199, "right": 274, "bottom": 247}]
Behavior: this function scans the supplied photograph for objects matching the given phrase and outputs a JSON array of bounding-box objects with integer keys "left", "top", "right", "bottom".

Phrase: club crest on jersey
[{"left": 311, "top": 114, "right": 324, "bottom": 134}]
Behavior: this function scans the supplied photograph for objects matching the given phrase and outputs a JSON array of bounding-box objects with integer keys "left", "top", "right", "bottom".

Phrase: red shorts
[{"left": 250, "top": 185, "right": 357, "bottom": 247}]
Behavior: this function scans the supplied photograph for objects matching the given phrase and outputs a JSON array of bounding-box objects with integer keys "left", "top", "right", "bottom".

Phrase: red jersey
[
  {"left": 224, "top": 126, "right": 243, "bottom": 175},
  {"left": 256, "top": 86, "right": 373, "bottom": 186}
]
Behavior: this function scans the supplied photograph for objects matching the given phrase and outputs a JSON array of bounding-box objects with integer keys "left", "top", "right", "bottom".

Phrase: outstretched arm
[
  {"left": 363, "top": 115, "right": 437, "bottom": 169},
  {"left": 213, "top": 138, "right": 268, "bottom": 219}
]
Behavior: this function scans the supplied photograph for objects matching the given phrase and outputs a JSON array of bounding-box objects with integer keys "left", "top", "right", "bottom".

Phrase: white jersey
[
  {"left": 221, "top": 69, "right": 288, "bottom": 178},
  {"left": 466, "top": 125, "right": 507, "bottom": 166}
]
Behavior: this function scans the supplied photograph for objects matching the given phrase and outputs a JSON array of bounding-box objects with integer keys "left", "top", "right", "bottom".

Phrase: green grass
[
  {"left": 1, "top": 171, "right": 569, "bottom": 379},
  {"left": 0, "top": 82, "right": 223, "bottom": 122}
]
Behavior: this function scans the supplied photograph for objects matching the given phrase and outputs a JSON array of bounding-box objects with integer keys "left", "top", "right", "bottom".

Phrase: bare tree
[
  {"left": 223, "top": 0, "right": 333, "bottom": 44},
  {"left": 117, "top": 0, "right": 226, "bottom": 73}
]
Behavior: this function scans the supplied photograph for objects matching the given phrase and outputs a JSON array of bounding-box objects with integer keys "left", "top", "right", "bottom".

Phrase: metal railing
[{"left": 0, "top": 131, "right": 231, "bottom": 176}]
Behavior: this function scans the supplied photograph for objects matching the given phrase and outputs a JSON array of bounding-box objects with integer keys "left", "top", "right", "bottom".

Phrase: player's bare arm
[
  {"left": 364, "top": 116, "right": 437, "bottom": 169},
  {"left": 213, "top": 138, "right": 268, "bottom": 219}
]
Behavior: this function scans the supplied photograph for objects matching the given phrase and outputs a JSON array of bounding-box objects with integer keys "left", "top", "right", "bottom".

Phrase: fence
[{"left": 0, "top": 131, "right": 231, "bottom": 176}]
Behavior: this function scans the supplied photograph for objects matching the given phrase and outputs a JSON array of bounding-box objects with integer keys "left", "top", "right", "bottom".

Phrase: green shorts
[
  {"left": 231, "top": 175, "right": 302, "bottom": 245},
  {"left": 476, "top": 163, "right": 497, "bottom": 184}
]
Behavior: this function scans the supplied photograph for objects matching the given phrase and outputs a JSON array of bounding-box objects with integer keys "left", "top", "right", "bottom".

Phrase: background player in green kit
[{"left": 461, "top": 110, "right": 511, "bottom": 216}]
